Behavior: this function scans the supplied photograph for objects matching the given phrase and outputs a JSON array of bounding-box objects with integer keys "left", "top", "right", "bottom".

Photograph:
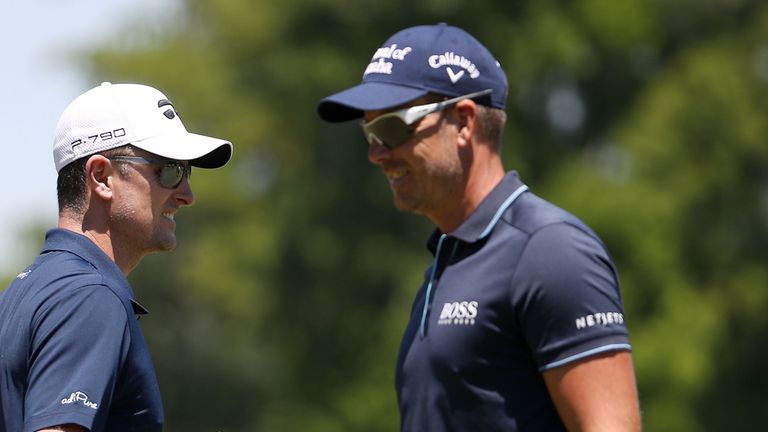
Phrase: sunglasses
[
  {"left": 108, "top": 156, "right": 192, "bottom": 189},
  {"left": 360, "top": 89, "right": 493, "bottom": 149}
]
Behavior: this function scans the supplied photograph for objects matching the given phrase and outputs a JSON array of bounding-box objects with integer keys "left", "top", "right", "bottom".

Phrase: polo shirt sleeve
[
  {"left": 511, "top": 222, "right": 631, "bottom": 371},
  {"left": 24, "top": 284, "right": 130, "bottom": 432}
]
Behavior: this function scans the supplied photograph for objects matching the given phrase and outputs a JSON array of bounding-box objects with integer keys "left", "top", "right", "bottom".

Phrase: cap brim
[
  {"left": 317, "top": 82, "right": 428, "bottom": 122},
  {"left": 132, "top": 131, "right": 233, "bottom": 168}
]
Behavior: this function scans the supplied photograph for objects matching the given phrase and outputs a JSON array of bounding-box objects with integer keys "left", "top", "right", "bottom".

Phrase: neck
[
  {"left": 58, "top": 212, "right": 139, "bottom": 275},
  {"left": 433, "top": 154, "right": 505, "bottom": 233}
]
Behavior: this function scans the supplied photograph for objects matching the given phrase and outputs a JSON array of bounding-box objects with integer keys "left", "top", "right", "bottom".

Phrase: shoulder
[
  {"left": 17, "top": 250, "right": 109, "bottom": 292},
  {"left": 496, "top": 192, "right": 610, "bottom": 264},
  {"left": 505, "top": 192, "right": 597, "bottom": 238},
  {"left": 500, "top": 193, "right": 619, "bottom": 299},
  {"left": 33, "top": 282, "right": 129, "bottom": 334},
  {"left": 11, "top": 250, "right": 128, "bottom": 325}
]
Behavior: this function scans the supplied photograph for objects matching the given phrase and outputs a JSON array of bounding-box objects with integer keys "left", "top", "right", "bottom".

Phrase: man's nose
[
  {"left": 174, "top": 176, "right": 195, "bottom": 207},
  {"left": 367, "top": 138, "right": 392, "bottom": 164}
]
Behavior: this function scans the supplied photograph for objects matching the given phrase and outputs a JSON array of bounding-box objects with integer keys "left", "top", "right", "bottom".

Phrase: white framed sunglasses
[{"left": 360, "top": 88, "right": 493, "bottom": 149}]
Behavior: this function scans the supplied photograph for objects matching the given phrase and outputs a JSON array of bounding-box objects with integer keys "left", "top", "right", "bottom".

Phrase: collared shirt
[
  {"left": 395, "top": 172, "right": 631, "bottom": 432},
  {"left": 0, "top": 229, "right": 163, "bottom": 432}
]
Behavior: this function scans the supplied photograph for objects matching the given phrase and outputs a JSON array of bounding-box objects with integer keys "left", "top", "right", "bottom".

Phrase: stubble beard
[
  {"left": 392, "top": 159, "right": 464, "bottom": 219},
  {"left": 112, "top": 203, "right": 177, "bottom": 260}
]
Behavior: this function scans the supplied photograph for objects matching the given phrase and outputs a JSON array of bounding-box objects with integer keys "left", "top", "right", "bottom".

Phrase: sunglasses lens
[
  {"left": 363, "top": 115, "right": 412, "bottom": 149},
  {"left": 159, "top": 163, "right": 190, "bottom": 189}
]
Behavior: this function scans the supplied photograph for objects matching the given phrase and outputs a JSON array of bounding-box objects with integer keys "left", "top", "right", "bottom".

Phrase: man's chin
[
  {"left": 392, "top": 197, "right": 426, "bottom": 216},
  {"left": 392, "top": 197, "right": 411, "bottom": 212},
  {"left": 152, "top": 234, "right": 178, "bottom": 253},
  {"left": 161, "top": 240, "right": 178, "bottom": 252}
]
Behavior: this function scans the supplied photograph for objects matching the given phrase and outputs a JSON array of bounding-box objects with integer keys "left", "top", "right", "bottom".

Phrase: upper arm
[
  {"left": 542, "top": 350, "right": 641, "bottom": 431},
  {"left": 37, "top": 424, "right": 88, "bottom": 432},
  {"left": 26, "top": 286, "right": 130, "bottom": 431},
  {"left": 513, "top": 223, "right": 630, "bottom": 369},
  {"left": 510, "top": 223, "right": 640, "bottom": 429}
]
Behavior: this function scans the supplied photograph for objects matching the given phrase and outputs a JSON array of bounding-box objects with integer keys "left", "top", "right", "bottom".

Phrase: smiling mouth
[
  {"left": 385, "top": 169, "right": 407, "bottom": 182},
  {"left": 161, "top": 212, "right": 175, "bottom": 221}
]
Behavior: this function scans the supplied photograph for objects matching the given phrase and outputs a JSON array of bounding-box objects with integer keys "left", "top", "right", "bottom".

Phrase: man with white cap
[
  {"left": 0, "top": 82, "right": 232, "bottom": 432},
  {"left": 318, "top": 24, "right": 641, "bottom": 431}
]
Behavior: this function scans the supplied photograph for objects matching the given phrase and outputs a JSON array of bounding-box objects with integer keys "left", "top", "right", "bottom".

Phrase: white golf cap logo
[{"left": 158, "top": 99, "right": 177, "bottom": 119}]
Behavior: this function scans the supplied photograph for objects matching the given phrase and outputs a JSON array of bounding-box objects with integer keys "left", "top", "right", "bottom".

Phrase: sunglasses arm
[
  {"left": 401, "top": 102, "right": 442, "bottom": 124},
  {"left": 400, "top": 88, "right": 494, "bottom": 124}
]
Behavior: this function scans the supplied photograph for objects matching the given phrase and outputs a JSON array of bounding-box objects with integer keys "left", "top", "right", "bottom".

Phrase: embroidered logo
[
  {"left": 428, "top": 52, "right": 481, "bottom": 83},
  {"left": 364, "top": 44, "right": 413, "bottom": 76},
  {"left": 575, "top": 312, "right": 625, "bottom": 330},
  {"left": 17, "top": 269, "right": 32, "bottom": 280},
  {"left": 437, "top": 301, "right": 478, "bottom": 326},
  {"left": 157, "top": 98, "right": 179, "bottom": 120},
  {"left": 446, "top": 67, "right": 465, "bottom": 84},
  {"left": 61, "top": 391, "right": 98, "bottom": 410}
]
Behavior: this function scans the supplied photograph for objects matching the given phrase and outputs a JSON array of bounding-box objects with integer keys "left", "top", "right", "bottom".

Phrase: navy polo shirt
[
  {"left": 0, "top": 229, "right": 163, "bottom": 432},
  {"left": 395, "top": 172, "right": 631, "bottom": 432}
]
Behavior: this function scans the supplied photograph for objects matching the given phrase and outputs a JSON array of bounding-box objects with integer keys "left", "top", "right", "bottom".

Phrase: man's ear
[
  {"left": 85, "top": 155, "right": 114, "bottom": 201},
  {"left": 455, "top": 99, "right": 478, "bottom": 147}
]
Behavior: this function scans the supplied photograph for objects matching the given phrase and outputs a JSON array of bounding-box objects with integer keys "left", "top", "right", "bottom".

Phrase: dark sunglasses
[
  {"left": 360, "top": 89, "right": 493, "bottom": 149},
  {"left": 107, "top": 156, "right": 192, "bottom": 189}
]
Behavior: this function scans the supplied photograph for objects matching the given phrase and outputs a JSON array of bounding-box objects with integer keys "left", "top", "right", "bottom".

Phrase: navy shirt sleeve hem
[
  {"left": 539, "top": 337, "right": 632, "bottom": 372},
  {"left": 26, "top": 411, "right": 92, "bottom": 432}
]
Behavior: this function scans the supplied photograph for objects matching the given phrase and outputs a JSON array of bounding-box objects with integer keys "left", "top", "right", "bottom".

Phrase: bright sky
[{"left": 0, "top": 1, "right": 178, "bottom": 274}]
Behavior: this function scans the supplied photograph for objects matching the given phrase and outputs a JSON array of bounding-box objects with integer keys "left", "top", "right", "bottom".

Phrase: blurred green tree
[{"left": 6, "top": 0, "right": 766, "bottom": 430}]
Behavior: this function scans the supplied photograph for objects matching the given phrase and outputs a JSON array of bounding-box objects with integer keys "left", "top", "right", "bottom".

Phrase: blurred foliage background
[{"left": 3, "top": 0, "right": 768, "bottom": 430}]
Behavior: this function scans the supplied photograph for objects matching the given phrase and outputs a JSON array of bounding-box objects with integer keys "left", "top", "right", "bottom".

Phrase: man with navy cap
[
  {"left": 0, "top": 82, "right": 232, "bottom": 432},
  {"left": 318, "top": 24, "right": 641, "bottom": 431}
]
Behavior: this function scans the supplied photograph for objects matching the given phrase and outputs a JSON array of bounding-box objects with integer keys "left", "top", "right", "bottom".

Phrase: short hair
[
  {"left": 57, "top": 157, "right": 88, "bottom": 214},
  {"left": 56, "top": 145, "right": 135, "bottom": 214},
  {"left": 426, "top": 93, "right": 507, "bottom": 152},
  {"left": 473, "top": 105, "right": 507, "bottom": 152}
]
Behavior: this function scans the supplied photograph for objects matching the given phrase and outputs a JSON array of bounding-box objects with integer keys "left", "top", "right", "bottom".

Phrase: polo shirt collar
[
  {"left": 42, "top": 228, "right": 149, "bottom": 315},
  {"left": 427, "top": 171, "right": 528, "bottom": 252}
]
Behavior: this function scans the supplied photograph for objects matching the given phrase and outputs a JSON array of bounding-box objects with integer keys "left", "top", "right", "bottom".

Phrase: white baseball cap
[{"left": 53, "top": 82, "right": 233, "bottom": 172}]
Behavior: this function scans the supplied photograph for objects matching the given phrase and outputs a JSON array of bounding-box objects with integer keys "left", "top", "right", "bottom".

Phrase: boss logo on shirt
[{"left": 437, "top": 301, "right": 478, "bottom": 326}]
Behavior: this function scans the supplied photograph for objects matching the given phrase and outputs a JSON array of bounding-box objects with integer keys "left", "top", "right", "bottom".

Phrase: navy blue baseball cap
[{"left": 317, "top": 23, "right": 508, "bottom": 122}]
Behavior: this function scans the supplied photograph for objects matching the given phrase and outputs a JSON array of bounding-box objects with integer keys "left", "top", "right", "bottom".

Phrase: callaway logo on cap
[
  {"left": 53, "top": 82, "right": 232, "bottom": 172},
  {"left": 317, "top": 23, "right": 508, "bottom": 122}
]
